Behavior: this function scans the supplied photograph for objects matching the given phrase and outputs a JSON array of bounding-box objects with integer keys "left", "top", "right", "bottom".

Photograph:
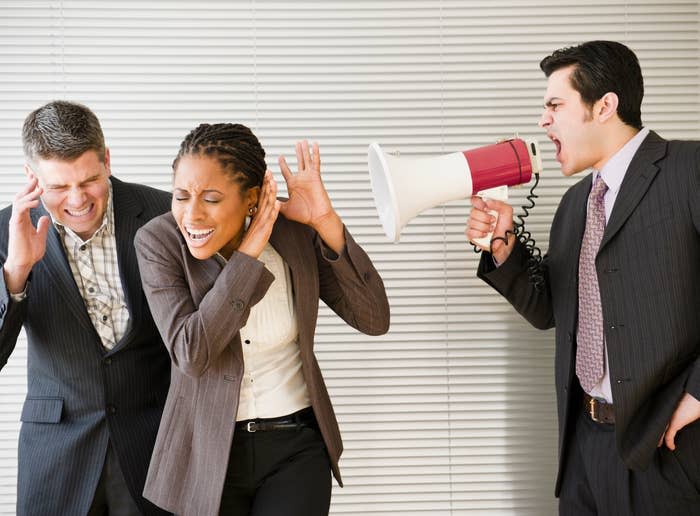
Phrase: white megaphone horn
[{"left": 368, "top": 138, "right": 542, "bottom": 246}]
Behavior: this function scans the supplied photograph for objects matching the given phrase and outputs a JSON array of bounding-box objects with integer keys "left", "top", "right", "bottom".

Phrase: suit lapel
[
  {"left": 37, "top": 208, "right": 94, "bottom": 332},
  {"left": 269, "top": 216, "right": 300, "bottom": 290},
  {"left": 569, "top": 178, "right": 590, "bottom": 270},
  {"left": 599, "top": 132, "right": 667, "bottom": 251},
  {"left": 268, "top": 217, "right": 313, "bottom": 342},
  {"left": 565, "top": 178, "right": 591, "bottom": 330},
  {"left": 110, "top": 178, "right": 146, "bottom": 351}
]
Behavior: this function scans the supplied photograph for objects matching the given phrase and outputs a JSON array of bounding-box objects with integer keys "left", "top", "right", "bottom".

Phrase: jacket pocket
[{"left": 20, "top": 397, "right": 63, "bottom": 423}]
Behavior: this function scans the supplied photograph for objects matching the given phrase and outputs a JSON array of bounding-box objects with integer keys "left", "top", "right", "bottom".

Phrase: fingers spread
[
  {"left": 278, "top": 156, "right": 292, "bottom": 184},
  {"left": 311, "top": 141, "right": 320, "bottom": 170},
  {"left": 300, "top": 140, "right": 312, "bottom": 170},
  {"left": 295, "top": 142, "right": 304, "bottom": 171}
]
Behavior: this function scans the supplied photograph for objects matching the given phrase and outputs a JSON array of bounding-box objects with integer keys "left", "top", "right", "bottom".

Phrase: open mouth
[
  {"left": 184, "top": 227, "right": 214, "bottom": 246},
  {"left": 549, "top": 135, "right": 562, "bottom": 161}
]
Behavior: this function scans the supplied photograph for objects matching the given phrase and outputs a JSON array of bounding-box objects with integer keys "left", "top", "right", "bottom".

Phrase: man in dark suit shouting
[
  {"left": 467, "top": 41, "right": 700, "bottom": 515},
  {"left": 0, "top": 100, "right": 171, "bottom": 515}
]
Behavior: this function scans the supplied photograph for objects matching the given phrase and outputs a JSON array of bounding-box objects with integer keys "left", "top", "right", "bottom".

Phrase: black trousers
[
  {"left": 559, "top": 409, "right": 700, "bottom": 515},
  {"left": 87, "top": 441, "right": 141, "bottom": 516},
  {"left": 219, "top": 419, "right": 332, "bottom": 516}
]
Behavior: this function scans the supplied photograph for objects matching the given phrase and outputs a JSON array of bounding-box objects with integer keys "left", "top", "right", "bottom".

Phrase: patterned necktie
[{"left": 576, "top": 175, "right": 609, "bottom": 392}]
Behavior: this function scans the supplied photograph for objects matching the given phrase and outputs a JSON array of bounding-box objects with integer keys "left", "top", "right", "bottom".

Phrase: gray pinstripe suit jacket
[
  {"left": 0, "top": 177, "right": 172, "bottom": 516},
  {"left": 477, "top": 131, "right": 700, "bottom": 495},
  {"left": 134, "top": 212, "right": 390, "bottom": 515}
]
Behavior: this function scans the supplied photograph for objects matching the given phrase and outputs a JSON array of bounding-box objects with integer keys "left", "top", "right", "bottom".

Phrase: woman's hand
[
  {"left": 238, "top": 171, "right": 280, "bottom": 259},
  {"left": 278, "top": 141, "right": 333, "bottom": 226},
  {"left": 279, "top": 140, "right": 345, "bottom": 253}
]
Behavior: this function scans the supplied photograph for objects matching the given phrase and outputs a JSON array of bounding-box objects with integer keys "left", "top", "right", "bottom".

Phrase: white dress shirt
[{"left": 222, "top": 243, "right": 311, "bottom": 421}]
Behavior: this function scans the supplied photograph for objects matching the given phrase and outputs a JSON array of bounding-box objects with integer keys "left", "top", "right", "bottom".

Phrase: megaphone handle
[{"left": 471, "top": 185, "right": 509, "bottom": 251}]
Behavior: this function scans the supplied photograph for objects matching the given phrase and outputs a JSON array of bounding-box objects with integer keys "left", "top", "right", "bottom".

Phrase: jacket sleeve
[
  {"left": 0, "top": 206, "right": 28, "bottom": 370},
  {"left": 134, "top": 223, "right": 274, "bottom": 377},
  {"left": 314, "top": 225, "right": 390, "bottom": 336},
  {"left": 0, "top": 267, "right": 27, "bottom": 371},
  {"left": 683, "top": 146, "right": 700, "bottom": 399},
  {"left": 477, "top": 239, "right": 555, "bottom": 331}
]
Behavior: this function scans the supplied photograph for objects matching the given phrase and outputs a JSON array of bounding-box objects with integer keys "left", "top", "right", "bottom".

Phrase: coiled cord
[{"left": 472, "top": 173, "right": 545, "bottom": 291}]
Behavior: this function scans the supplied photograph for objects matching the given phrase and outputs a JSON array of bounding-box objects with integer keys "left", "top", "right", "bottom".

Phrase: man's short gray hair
[{"left": 22, "top": 100, "right": 105, "bottom": 166}]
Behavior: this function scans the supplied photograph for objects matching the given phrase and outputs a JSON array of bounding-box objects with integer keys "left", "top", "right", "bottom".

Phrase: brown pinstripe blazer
[{"left": 134, "top": 212, "right": 389, "bottom": 515}]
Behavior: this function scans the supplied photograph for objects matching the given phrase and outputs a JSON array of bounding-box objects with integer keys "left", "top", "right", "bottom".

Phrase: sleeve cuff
[
  {"left": 9, "top": 282, "right": 28, "bottom": 302},
  {"left": 316, "top": 233, "right": 344, "bottom": 262}
]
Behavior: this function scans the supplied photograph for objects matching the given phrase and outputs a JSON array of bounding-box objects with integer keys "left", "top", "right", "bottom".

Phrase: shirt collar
[
  {"left": 594, "top": 127, "right": 650, "bottom": 193},
  {"left": 53, "top": 183, "right": 114, "bottom": 244}
]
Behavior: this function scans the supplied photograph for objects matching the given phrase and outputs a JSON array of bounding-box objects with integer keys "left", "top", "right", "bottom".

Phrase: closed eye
[{"left": 544, "top": 99, "right": 562, "bottom": 112}]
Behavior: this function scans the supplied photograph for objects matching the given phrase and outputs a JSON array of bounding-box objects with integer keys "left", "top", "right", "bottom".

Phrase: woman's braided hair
[{"left": 173, "top": 123, "right": 266, "bottom": 192}]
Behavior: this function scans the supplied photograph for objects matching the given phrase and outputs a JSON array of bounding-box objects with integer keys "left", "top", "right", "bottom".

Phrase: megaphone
[{"left": 368, "top": 138, "right": 542, "bottom": 246}]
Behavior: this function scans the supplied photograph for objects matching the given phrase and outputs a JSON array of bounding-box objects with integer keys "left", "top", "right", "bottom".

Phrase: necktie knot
[{"left": 591, "top": 175, "right": 608, "bottom": 203}]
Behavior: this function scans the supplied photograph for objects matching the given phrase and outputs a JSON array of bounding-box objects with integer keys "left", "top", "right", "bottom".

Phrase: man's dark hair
[
  {"left": 22, "top": 100, "right": 106, "bottom": 166},
  {"left": 540, "top": 40, "right": 643, "bottom": 129}
]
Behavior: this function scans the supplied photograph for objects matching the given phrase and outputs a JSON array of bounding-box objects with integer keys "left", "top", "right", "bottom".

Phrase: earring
[{"left": 248, "top": 206, "right": 256, "bottom": 215}]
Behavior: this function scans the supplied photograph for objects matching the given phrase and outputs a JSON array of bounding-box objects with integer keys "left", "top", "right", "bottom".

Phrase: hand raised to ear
[
  {"left": 4, "top": 176, "right": 50, "bottom": 294},
  {"left": 238, "top": 171, "right": 280, "bottom": 259}
]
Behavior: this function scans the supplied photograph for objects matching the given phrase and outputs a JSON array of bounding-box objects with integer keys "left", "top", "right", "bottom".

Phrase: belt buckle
[
  {"left": 246, "top": 421, "right": 257, "bottom": 433},
  {"left": 588, "top": 397, "right": 598, "bottom": 422}
]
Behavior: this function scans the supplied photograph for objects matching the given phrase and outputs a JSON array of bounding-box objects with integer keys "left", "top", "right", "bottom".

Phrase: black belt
[
  {"left": 582, "top": 392, "right": 615, "bottom": 424},
  {"left": 235, "top": 407, "right": 316, "bottom": 433}
]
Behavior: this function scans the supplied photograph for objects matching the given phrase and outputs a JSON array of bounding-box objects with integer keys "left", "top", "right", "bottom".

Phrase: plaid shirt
[{"left": 53, "top": 185, "right": 128, "bottom": 350}]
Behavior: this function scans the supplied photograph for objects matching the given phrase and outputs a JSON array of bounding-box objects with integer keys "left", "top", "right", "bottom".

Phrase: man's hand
[
  {"left": 3, "top": 177, "right": 50, "bottom": 293},
  {"left": 465, "top": 196, "right": 515, "bottom": 264},
  {"left": 658, "top": 392, "right": 700, "bottom": 450}
]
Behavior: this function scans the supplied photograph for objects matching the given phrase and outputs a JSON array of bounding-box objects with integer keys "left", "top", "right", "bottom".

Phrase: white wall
[{"left": 0, "top": 1, "right": 698, "bottom": 515}]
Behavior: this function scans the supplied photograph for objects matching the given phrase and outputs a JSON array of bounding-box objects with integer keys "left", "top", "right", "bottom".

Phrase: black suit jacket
[
  {"left": 477, "top": 131, "right": 700, "bottom": 494},
  {"left": 0, "top": 177, "right": 172, "bottom": 516}
]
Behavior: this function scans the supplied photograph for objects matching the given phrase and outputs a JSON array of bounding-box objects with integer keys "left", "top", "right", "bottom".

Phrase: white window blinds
[{"left": 0, "top": 2, "right": 698, "bottom": 515}]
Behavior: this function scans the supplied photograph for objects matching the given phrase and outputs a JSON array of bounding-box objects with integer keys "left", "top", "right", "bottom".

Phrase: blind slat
[{"left": 0, "top": 2, "right": 698, "bottom": 515}]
